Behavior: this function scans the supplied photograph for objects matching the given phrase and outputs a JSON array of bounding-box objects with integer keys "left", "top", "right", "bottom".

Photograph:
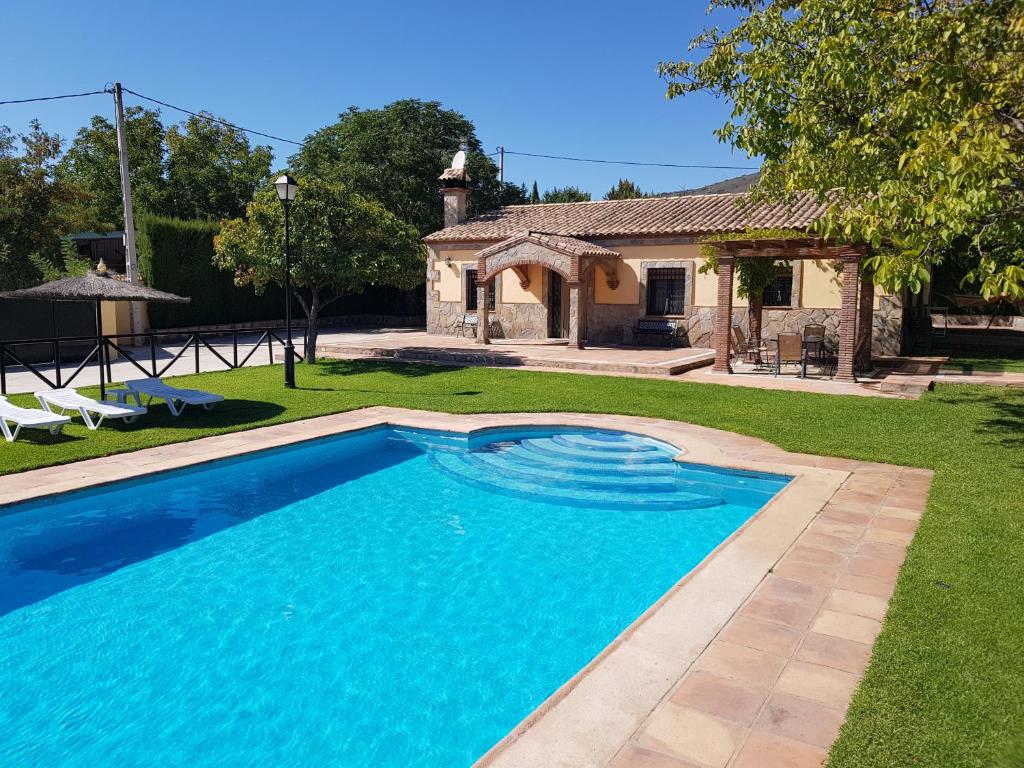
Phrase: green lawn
[
  {"left": 944, "top": 355, "right": 1024, "bottom": 374},
  {"left": 2, "top": 360, "right": 1022, "bottom": 768}
]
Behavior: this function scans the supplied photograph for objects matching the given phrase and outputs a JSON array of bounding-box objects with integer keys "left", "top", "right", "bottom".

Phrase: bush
[{"left": 137, "top": 215, "right": 283, "bottom": 328}]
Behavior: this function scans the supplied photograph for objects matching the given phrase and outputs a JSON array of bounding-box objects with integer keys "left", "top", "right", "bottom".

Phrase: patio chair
[
  {"left": 116, "top": 378, "right": 224, "bottom": 417},
  {"left": 731, "top": 325, "right": 769, "bottom": 367},
  {"left": 0, "top": 396, "right": 72, "bottom": 442},
  {"left": 774, "top": 332, "right": 807, "bottom": 378},
  {"left": 35, "top": 388, "right": 147, "bottom": 431},
  {"left": 802, "top": 324, "right": 827, "bottom": 368}
]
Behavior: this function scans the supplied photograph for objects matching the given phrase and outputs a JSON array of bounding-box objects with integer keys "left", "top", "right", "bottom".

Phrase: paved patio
[{"left": 316, "top": 329, "right": 716, "bottom": 376}]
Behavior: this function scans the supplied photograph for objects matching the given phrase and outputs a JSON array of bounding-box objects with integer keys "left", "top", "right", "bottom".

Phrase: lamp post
[{"left": 274, "top": 173, "right": 298, "bottom": 388}]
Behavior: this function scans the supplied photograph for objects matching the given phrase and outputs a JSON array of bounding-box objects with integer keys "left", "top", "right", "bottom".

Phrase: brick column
[
  {"left": 477, "top": 281, "right": 490, "bottom": 345},
  {"left": 567, "top": 281, "right": 584, "bottom": 349},
  {"left": 713, "top": 256, "right": 735, "bottom": 373},
  {"left": 836, "top": 254, "right": 860, "bottom": 381},
  {"left": 857, "top": 272, "right": 875, "bottom": 371}
]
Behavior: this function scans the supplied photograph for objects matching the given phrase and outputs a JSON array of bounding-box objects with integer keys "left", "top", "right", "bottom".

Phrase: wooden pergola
[{"left": 708, "top": 237, "right": 871, "bottom": 382}]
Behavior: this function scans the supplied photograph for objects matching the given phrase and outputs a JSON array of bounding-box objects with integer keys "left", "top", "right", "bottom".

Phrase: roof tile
[{"left": 425, "top": 192, "right": 826, "bottom": 243}]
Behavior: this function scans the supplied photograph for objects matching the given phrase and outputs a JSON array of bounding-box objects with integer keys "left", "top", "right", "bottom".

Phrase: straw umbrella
[{"left": 1, "top": 260, "right": 189, "bottom": 397}]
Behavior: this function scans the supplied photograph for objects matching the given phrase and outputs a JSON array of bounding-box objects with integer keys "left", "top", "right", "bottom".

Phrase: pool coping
[{"left": 0, "top": 407, "right": 932, "bottom": 767}]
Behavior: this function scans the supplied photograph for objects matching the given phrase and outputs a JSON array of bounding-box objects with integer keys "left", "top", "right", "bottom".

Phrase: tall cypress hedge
[{"left": 136, "top": 215, "right": 283, "bottom": 328}]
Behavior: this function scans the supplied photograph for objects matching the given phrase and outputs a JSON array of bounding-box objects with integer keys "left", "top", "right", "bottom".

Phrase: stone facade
[{"left": 427, "top": 245, "right": 906, "bottom": 355}]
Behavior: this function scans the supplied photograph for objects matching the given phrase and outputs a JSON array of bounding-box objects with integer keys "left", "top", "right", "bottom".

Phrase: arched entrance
[{"left": 474, "top": 231, "right": 621, "bottom": 349}]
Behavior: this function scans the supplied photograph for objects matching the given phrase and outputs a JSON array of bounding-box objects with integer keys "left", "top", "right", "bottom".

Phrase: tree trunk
[
  {"left": 305, "top": 294, "right": 320, "bottom": 364},
  {"left": 748, "top": 296, "right": 764, "bottom": 345}
]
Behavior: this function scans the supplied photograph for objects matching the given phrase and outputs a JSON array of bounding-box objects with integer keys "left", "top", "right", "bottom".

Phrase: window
[
  {"left": 762, "top": 268, "right": 794, "bottom": 307},
  {"left": 646, "top": 268, "right": 686, "bottom": 316},
  {"left": 465, "top": 269, "right": 495, "bottom": 311}
]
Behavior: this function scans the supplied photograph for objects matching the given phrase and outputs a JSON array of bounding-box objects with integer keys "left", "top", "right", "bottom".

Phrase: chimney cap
[{"left": 439, "top": 167, "right": 471, "bottom": 188}]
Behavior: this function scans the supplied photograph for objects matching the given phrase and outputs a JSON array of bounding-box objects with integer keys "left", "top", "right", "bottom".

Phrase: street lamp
[{"left": 274, "top": 173, "right": 298, "bottom": 388}]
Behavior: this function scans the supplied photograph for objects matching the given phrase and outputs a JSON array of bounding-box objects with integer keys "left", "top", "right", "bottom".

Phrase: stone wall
[{"left": 873, "top": 295, "right": 904, "bottom": 356}]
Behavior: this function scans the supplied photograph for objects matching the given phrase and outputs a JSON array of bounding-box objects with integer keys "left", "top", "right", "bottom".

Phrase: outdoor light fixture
[
  {"left": 274, "top": 173, "right": 298, "bottom": 204},
  {"left": 275, "top": 173, "right": 298, "bottom": 388}
]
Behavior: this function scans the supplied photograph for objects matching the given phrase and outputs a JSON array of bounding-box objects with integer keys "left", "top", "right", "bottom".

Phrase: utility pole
[
  {"left": 497, "top": 145, "right": 505, "bottom": 184},
  {"left": 112, "top": 82, "right": 143, "bottom": 337}
]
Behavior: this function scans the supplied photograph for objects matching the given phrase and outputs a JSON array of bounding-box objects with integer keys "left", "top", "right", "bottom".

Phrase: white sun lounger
[
  {"left": 119, "top": 378, "right": 224, "bottom": 417},
  {"left": 35, "top": 388, "right": 147, "bottom": 430},
  {"left": 0, "top": 396, "right": 72, "bottom": 442}
]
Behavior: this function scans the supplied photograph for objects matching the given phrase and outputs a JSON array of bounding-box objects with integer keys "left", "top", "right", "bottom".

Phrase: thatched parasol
[{"left": 1, "top": 260, "right": 189, "bottom": 397}]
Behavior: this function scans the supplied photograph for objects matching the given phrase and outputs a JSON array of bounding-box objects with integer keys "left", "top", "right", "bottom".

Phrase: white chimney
[{"left": 439, "top": 151, "right": 471, "bottom": 228}]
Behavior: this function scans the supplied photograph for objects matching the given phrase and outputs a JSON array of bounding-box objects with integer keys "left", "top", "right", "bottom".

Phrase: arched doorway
[{"left": 547, "top": 270, "right": 568, "bottom": 339}]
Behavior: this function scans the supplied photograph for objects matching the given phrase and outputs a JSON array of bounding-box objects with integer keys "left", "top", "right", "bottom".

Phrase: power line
[
  {"left": 120, "top": 87, "right": 304, "bottom": 146},
  {"left": 0, "top": 89, "right": 107, "bottom": 106},
  {"left": 1, "top": 86, "right": 757, "bottom": 171},
  {"left": 503, "top": 149, "right": 757, "bottom": 171}
]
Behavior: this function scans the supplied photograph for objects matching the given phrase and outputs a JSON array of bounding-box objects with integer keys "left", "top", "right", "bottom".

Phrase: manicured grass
[
  {"left": 944, "top": 355, "right": 1024, "bottom": 373},
  {"left": 2, "top": 360, "right": 1022, "bottom": 768}
]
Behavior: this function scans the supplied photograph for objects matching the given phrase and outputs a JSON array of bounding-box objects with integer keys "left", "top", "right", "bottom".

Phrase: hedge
[{"left": 136, "top": 215, "right": 283, "bottom": 328}]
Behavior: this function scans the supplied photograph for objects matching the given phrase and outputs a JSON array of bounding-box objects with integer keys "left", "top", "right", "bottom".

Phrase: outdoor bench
[{"left": 631, "top": 318, "right": 684, "bottom": 347}]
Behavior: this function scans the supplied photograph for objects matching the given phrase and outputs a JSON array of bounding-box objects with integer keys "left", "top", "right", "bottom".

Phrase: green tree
[
  {"left": 542, "top": 186, "right": 591, "bottom": 203},
  {"left": 501, "top": 182, "right": 529, "bottom": 206},
  {"left": 0, "top": 122, "right": 88, "bottom": 290},
  {"left": 166, "top": 114, "right": 273, "bottom": 220},
  {"left": 292, "top": 99, "right": 506, "bottom": 235},
  {"left": 604, "top": 178, "right": 647, "bottom": 200},
  {"left": 530, "top": 180, "right": 541, "bottom": 203},
  {"left": 659, "top": 0, "right": 1024, "bottom": 299},
  {"left": 57, "top": 107, "right": 167, "bottom": 229},
  {"left": 213, "top": 179, "right": 424, "bottom": 361}
]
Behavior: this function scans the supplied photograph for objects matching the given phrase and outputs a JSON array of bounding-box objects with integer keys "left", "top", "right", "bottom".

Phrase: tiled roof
[
  {"left": 425, "top": 192, "right": 826, "bottom": 243},
  {"left": 475, "top": 231, "right": 620, "bottom": 261}
]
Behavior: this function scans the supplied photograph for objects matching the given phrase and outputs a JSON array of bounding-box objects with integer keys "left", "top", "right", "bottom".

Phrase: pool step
[{"left": 429, "top": 443, "right": 726, "bottom": 511}]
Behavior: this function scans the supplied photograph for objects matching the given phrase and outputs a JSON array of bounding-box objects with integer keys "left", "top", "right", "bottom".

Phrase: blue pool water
[{"left": 0, "top": 426, "right": 789, "bottom": 767}]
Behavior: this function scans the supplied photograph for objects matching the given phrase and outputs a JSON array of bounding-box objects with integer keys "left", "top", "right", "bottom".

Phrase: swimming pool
[{"left": 0, "top": 425, "right": 789, "bottom": 767}]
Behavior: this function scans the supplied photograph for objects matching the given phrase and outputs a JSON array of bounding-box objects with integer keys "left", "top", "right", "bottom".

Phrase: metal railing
[{"left": 0, "top": 328, "right": 304, "bottom": 396}]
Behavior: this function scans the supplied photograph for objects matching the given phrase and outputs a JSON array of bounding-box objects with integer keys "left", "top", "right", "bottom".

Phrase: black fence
[{"left": 0, "top": 329, "right": 304, "bottom": 397}]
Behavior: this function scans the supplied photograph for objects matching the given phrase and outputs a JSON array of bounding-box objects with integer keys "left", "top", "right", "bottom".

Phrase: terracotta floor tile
[
  {"left": 863, "top": 527, "right": 915, "bottom": 546},
  {"left": 755, "top": 691, "right": 845, "bottom": 748},
  {"left": 692, "top": 642, "right": 788, "bottom": 690},
  {"left": 847, "top": 555, "right": 903, "bottom": 579},
  {"left": 835, "top": 573, "right": 898, "bottom": 598},
  {"left": 824, "top": 589, "right": 890, "bottom": 620},
  {"left": 856, "top": 540, "right": 908, "bottom": 562},
  {"left": 670, "top": 671, "right": 767, "bottom": 725},
  {"left": 718, "top": 616, "right": 803, "bottom": 658},
  {"left": 871, "top": 516, "right": 918, "bottom": 534},
  {"left": 608, "top": 744, "right": 705, "bottom": 768},
  {"left": 799, "top": 531, "right": 858, "bottom": 554},
  {"left": 770, "top": 560, "right": 840, "bottom": 589},
  {"left": 775, "top": 661, "right": 860, "bottom": 709},
  {"left": 739, "top": 594, "right": 819, "bottom": 630},
  {"left": 810, "top": 609, "right": 883, "bottom": 644},
  {"left": 796, "top": 633, "right": 873, "bottom": 675},
  {"left": 807, "top": 518, "right": 864, "bottom": 541},
  {"left": 784, "top": 544, "right": 847, "bottom": 568},
  {"left": 819, "top": 507, "right": 873, "bottom": 526},
  {"left": 878, "top": 505, "right": 923, "bottom": 521},
  {"left": 757, "top": 576, "right": 828, "bottom": 603},
  {"left": 635, "top": 704, "right": 741, "bottom": 768},
  {"left": 731, "top": 731, "right": 827, "bottom": 768}
]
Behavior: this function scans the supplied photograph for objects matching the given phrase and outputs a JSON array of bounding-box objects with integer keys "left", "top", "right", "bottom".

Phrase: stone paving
[
  {"left": 316, "top": 330, "right": 716, "bottom": 376},
  {"left": 605, "top": 459, "right": 931, "bottom": 768}
]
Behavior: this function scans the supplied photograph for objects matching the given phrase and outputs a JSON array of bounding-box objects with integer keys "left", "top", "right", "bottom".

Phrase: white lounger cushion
[
  {"left": 124, "top": 378, "right": 224, "bottom": 416},
  {"left": 35, "top": 388, "right": 147, "bottom": 430},
  {"left": 0, "top": 396, "right": 72, "bottom": 442}
]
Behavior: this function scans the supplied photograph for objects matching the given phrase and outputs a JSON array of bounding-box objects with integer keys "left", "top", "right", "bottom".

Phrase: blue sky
[{"left": 2, "top": 1, "right": 751, "bottom": 197}]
